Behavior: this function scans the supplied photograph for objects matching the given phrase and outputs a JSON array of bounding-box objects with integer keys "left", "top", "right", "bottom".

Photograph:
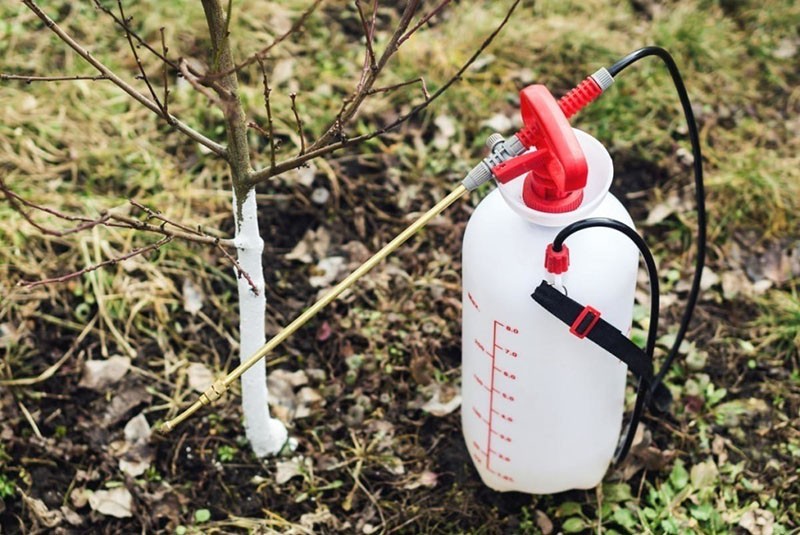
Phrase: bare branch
[
  {"left": 18, "top": 236, "right": 173, "bottom": 289},
  {"left": 367, "top": 77, "right": 429, "bottom": 98},
  {"left": 290, "top": 92, "right": 306, "bottom": 155},
  {"left": 355, "top": 0, "right": 378, "bottom": 71},
  {"left": 307, "top": 0, "right": 421, "bottom": 152},
  {"left": 1, "top": 176, "right": 235, "bottom": 247},
  {"left": 2, "top": 178, "right": 256, "bottom": 290},
  {"left": 0, "top": 73, "right": 109, "bottom": 83},
  {"left": 126, "top": 200, "right": 258, "bottom": 293},
  {"left": 117, "top": 0, "right": 163, "bottom": 110},
  {"left": 257, "top": 58, "right": 277, "bottom": 170},
  {"left": 251, "top": 0, "right": 522, "bottom": 185},
  {"left": 179, "top": 58, "right": 224, "bottom": 107},
  {"left": 160, "top": 28, "right": 170, "bottom": 118},
  {"left": 108, "top": 211, "right": 233, "bottom": 246},
  {"left": 1, "top": 176, "right": 109, "bottom": 236},
  {"left": 397, "top": 0, "right": 452, "bottom": 47},
  {"left": 203, "top": 0, "right": 325, "bottom": 82},
  {"left": 215, "top": 242, "right": 259, "bottom": 295},
  {"left": 92, "top": 0, "right": 179, "bottom": 70},
  {"left": 23, "top": 0, "right": 227, "bottom": 157}
]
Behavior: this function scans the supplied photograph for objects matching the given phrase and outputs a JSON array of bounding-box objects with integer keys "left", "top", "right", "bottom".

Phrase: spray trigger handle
[{"left": 491, "top": 85, "right": 589, "bottom": 213}]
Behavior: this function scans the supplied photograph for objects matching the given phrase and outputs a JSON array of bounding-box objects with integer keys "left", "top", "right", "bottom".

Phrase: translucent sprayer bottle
[{"left": 460, "top": 82, "right": 639, "bottom": 493}]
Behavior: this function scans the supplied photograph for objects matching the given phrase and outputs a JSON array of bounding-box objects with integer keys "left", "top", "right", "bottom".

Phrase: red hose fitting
[
  {"left": 544, "top": 243, "right": 570, "bottom": 274},
  {"left": 558, "top": 77, "right": 602, "bottom": 119}
]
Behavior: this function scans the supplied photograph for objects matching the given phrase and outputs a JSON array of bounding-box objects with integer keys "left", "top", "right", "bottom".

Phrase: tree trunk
[
  {"left": 232, "top": 188, "right": 287, "bottom": 456},
  {"left": 202, "top": 0, "right": 287, "bottom": 457}
]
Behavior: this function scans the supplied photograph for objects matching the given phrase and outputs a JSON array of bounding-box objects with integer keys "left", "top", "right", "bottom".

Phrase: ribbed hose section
[{"left": 558, "top": 77, "right": 602, "bottom": 119}]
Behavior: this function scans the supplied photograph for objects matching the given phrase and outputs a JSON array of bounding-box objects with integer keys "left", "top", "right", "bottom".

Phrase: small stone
[{"left": 311, "top": 187, "right": 330, "bottom": 205}]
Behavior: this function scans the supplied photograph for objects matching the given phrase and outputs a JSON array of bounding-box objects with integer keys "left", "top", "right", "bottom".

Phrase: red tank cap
[{"left": 491, "top": 85, "right": 588, "bottom": 213}]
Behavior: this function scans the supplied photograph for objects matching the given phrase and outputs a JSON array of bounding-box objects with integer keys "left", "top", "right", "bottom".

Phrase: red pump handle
[{"left": 491, "top": 85, "right": 589, "bottom": 213}]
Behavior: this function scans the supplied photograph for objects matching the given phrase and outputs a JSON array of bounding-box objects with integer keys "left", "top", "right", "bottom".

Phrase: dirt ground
[{"left": 1, "top": 0, "right": 799, "bottom": 533}]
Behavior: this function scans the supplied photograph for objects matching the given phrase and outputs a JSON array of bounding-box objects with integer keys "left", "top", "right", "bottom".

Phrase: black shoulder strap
[{"left": 531, "top": 281, "right": 671, "bottom": 463}]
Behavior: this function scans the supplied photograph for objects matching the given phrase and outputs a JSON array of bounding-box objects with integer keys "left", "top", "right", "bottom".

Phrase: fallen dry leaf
[
  {"left": 644, "top": 194, "right": 681, "bottom": 226},
  {"left": 739, "top": 509, "right": 775, "bottom": 535},
  {"left": 286, "top": 227, "right": 330, "bottom": 264},
  {"left": 535, "top": 510, "right": 554, "bottom": 535},
  {"left": 690, "top": 459, "right": 718, "bottom": 489},
  {"left": 182, "top": 278, "right": 204, "bottom": 316},
  {"left": 102, "top": 386, "right": 152, "bottom": 426},
  {"left": 20, "top": 490, "right": 62, "bottom": 528},
  {"left": 309, "top": 256, "right": 346, "bottom": 288},
  {"left": 267, "top": 370, "right": 323, "bottom": 422},
  {"left": 79, "top": 355, "right": 131, "bottom": 391},
  {"left": 419, "top": 383, "right": 462, "bottom": 417},
  {"left": 275, "top": 456, "right": 310, "bottom": 484},
  {"left": 123, "top": 413, "right": 151, "bottom": 443},
  {"left": 402, "top": 470, "right": 438, "bottom": 490},
  {"left": 118, "top": 413, "right": 153, "bottom": 477},
  {"left": 88, "top": 487, "right": 133, "bottom": 519}
]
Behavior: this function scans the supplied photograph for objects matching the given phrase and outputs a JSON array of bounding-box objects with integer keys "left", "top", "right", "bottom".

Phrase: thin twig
[
  {"left": 250, "top": 0, "right": 522, "bottom": 185},
  {"left": 202, "top": 0, "right": 324, "bottom": 81},
  {"left": 290, "top": 92, "right": 306, "bottom": 155},
  {"left": 160, "top": 28, "right": 170, "bottom": 118},
  {"left": 0, "top": 73, "right": 109, "bottom": 83},
  {"left": 179, "top": 58, "right": 225, "bottom": 106},
  {"left": 128, "top": 200, "right": 258, "bottom": 294},
  {"left": 19, "top": 236, "right": 173, "bottom": 289},
  {"left": 23, "top": 0, "right": 226, "bottom": 157},
  {"left": 355, "top": 0, "right": 378, "bottom": 71},
  {"left": 0, "top": 177, "right": 110, "bottom": 235},
  {"left": 117, "top": 0, "right": 163, "bottom": 110},
  {"left": 397, "top": 0, "right": 452, "bottom": 47},
  {"left": 93, "top": 0, "right": 227, "bottom": 94},
  {"left": 92, "top": 0, "right": 179, "bottom": 70},
  {"left": 257, "top": 57, "right": 277, "bottom": 169},
  {"left": 307, "top": 0, "right": 421, "bottom": 152},
  {"left": 367, "top": 77, "right": 429, "bottom": 98},
  {"left": 216, "top": 242, "right": 259, "bottom": 295},
  {"left": 1, "top": 176, "right": 235, "bottom": 246}
]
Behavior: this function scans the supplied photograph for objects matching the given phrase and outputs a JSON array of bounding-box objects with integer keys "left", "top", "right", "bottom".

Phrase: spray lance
[{"left": 161, "top": 46, "right": 705, "bottom": 495}]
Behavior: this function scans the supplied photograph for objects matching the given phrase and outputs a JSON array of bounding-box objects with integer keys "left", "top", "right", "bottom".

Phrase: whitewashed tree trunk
[{"left": 232, "top": 187, "right": 287, "bottom": 457}]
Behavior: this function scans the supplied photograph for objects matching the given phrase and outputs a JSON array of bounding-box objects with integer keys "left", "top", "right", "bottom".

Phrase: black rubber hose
[
  {"left": 608, "top": 46, "right": 707, "bottom": 410},
  {"left": 551, "top": 217, "right": 659, "bottom": 462}
]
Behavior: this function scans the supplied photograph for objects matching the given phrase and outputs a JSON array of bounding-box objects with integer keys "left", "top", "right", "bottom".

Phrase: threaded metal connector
[{"left": 590, "top": 67, "right": 614, "bottom": 91}]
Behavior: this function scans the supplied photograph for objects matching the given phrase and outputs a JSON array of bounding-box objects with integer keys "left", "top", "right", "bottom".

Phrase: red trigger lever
[{"left": 491, "top": 78, "right": 605, "bottom": 213}]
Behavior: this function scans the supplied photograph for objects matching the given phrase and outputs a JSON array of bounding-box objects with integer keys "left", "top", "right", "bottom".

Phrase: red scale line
[{"left": 485, "top": 320, "right": 498, "bottom": 470}]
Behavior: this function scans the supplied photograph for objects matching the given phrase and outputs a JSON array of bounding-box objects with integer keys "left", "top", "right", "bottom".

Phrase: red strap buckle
[{"left": 570, "top": 305, "right": 601, "bottom": 339}]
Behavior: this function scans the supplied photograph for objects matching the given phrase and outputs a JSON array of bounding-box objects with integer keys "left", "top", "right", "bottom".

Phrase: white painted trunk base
[{"left": 233, "top": 188, "right": 287, "bottom": 457}]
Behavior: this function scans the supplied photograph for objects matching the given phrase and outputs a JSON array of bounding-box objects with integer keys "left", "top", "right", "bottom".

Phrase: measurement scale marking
[
  {"left": 485, "top": 321, "right": 499, "bottom": 470},
  {"left": 493, "top": 365, "right": 517, "bottom": 380},
  {"left": 473, "top": 373, "right": 491, "bottom": 392},
  {"left": 472, "top": 406, "right": 490, "bottom": 426},
  {"left": 492, "top": 408, "right": 513, "bottom": 422}
]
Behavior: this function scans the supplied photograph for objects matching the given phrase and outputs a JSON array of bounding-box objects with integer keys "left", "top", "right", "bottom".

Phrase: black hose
[
  {"left": 608, "top": 46, "right": 707, "bottom": 408},
  {"left": 552, "top": 217, "right": 659, "bottom": 462}
]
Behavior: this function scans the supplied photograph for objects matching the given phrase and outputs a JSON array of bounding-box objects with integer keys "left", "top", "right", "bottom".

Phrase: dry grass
[{"left": 1, "top": 0, "right": 799, "bottom": 533}]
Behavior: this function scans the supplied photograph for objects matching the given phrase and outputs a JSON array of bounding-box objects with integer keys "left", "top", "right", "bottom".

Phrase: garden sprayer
[{"left": 162, "top": 46, "right": 706, "bottom": 495}]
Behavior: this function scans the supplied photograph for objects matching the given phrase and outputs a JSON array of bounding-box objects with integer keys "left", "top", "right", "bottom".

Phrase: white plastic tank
[{"left": 461, "top": 129, "right": 639, "bottom": 493}]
